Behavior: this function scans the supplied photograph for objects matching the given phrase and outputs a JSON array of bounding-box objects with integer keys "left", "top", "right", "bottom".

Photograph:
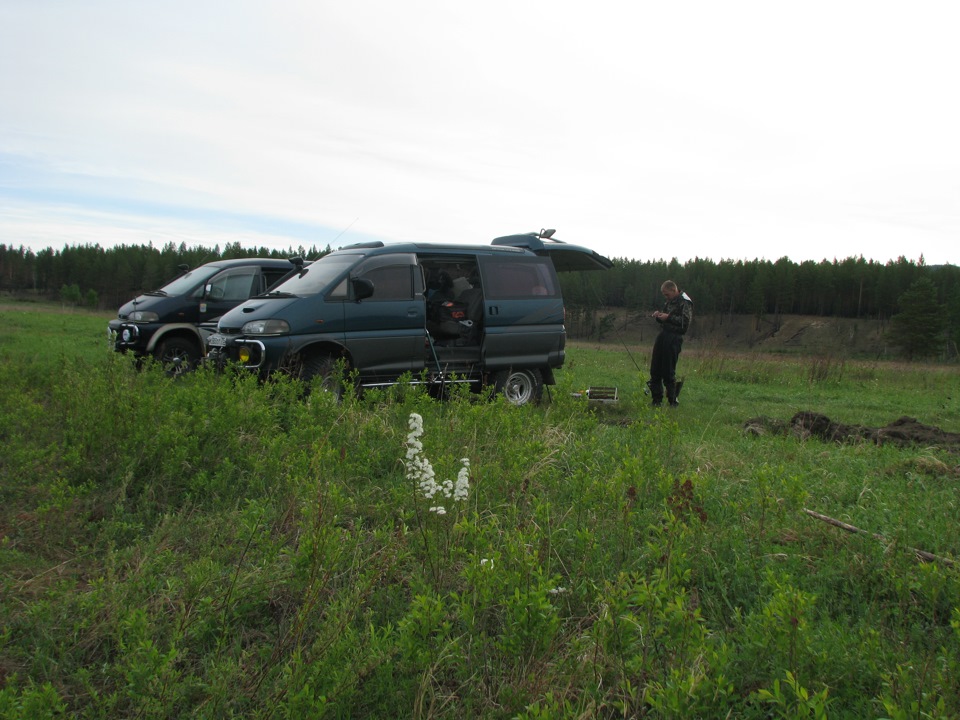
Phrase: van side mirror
[
  {"left": 352, "top": 278, "right": 374, "bottom": 301},
  {"left": 204, "top": 283, "right": 224, "bottom": 300},
  {"left": 288, "top": 256, "right": 307, "bottom": 277}
]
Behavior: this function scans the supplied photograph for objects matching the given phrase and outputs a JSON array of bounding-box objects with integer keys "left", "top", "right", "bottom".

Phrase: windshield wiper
[
  {"left": 144, "top": 290, "right": 168, "bottom": 297},
  {"left": 258, "top": 290, "right": 298, "bottom": 298}
]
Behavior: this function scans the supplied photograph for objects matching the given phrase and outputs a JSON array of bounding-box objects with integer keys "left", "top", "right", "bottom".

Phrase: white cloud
[
  {"left": 0, "top": 200, "right": 306, "bottom": 253},
  {"left": 1, "top": 0, "right": 957, "bottom": 265}
]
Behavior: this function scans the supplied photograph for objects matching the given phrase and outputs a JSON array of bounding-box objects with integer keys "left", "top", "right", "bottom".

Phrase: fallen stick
[{"left": 802, "top": 508, "right": 956, "bottom": 567}]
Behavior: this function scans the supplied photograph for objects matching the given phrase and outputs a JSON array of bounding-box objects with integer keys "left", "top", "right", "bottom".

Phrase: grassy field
[{"left": 1, "top": 302, "right": 959, "bottom": 718}]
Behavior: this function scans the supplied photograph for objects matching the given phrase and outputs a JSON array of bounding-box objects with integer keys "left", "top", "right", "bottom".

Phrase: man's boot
[
  {"left": 666, "top": 380, "right": 679, "bottom": 407},
  {"left": 648, "top": 379, "right": 663, "bottom": 407}
]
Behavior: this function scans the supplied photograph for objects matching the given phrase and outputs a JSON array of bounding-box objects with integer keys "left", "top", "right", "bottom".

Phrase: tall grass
[{"left": 1, "top": 304, "right": 959, "bottom": 718}]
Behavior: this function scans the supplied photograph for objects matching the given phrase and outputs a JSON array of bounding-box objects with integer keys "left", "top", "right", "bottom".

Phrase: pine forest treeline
[
  {"left": 560, "top": 254, "right": 960, "bottom": 322},
  {"left": 0, "top": 241, "right": 329, "bottom": 310},
  {"left": 1, "top": 242, "right": 959, "bottom": 325}
]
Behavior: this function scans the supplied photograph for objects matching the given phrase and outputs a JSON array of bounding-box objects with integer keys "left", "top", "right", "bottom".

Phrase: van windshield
[
  {"left": 267, "top": 254, "right": 360, "bottom": 296},
  {"left": 155, "top": 265, "right": 224, "bottom": 297}
]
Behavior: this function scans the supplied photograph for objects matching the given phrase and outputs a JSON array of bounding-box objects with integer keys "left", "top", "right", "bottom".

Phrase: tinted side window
[
  {"left": 354, "top": 253, "right": 418, "bottom": 301},
  {"left": 208, "top": 267, "right": 259, "bottom": 301},
  {"left": 483, "top": 259, "right": 558, "bottom": 299},
  {"left": 361, "top": 265, "right": 414, "bottom": 300},
  {"left": 262, "top": 268, "right": 289, "bottom": 290}
]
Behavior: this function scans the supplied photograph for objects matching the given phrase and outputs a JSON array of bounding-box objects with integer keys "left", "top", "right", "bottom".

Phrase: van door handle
[
  {"left": 407, "top": 308, "right": 419, "bottom": 317},
  {"left": 488, "top": 305, "right": 499, "bottom": 316}
]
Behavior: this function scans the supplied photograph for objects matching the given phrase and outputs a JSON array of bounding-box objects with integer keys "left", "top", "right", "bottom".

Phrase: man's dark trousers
[{"left": 649, "top": 331, "right": 683, "bottom": 405}]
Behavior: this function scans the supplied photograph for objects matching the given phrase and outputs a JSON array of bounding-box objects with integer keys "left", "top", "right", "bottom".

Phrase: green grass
[{"left": 1, "top": 303, "right": 959, "bottom": 718}]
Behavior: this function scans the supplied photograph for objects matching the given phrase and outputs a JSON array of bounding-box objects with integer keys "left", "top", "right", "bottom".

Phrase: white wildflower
[
  {"left": 404, "top": 412, "right": 471, "bottom": 515},
  {"left": 453, "top": 458, "right": 470, "bottom": 501},
  {"left": 408, "top": 412, "right": 423, "bottom": 433},
  {"left": 405, "top": 414, "right": 424, "bottom": 457}
]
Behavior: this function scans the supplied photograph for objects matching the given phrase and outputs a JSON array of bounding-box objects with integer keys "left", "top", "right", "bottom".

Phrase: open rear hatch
[{"left": 492, "top": 230, "right": 613, "bottom": 272}]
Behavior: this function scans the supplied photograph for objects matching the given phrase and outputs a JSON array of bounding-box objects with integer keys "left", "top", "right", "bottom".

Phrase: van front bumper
[
  {"left": 108, "top": 320, "right": 156, "bottom": 354},
  {"left": 206, "top": 333, "right": 267, "bottom": 369}
]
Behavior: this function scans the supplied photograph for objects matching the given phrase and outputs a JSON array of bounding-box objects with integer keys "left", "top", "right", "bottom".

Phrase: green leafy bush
[{"left": 1, "top": 306, "right": 958, "bottom": 717}]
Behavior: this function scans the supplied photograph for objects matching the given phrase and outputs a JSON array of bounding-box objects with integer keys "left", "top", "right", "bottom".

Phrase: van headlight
[
  {"left": 128, "top": 311, "right": 159, "bottom": 322},
  {"left": 242, "top": 319, "right": 290, "bottom": 336}
]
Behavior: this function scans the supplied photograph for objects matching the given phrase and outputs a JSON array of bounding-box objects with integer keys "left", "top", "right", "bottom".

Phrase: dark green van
[
  {"left": 205, "top": 231, "right": 611, "bottom": 404},
  {"left": 108, "top": 258, "right": 298, "bottom": 373}
]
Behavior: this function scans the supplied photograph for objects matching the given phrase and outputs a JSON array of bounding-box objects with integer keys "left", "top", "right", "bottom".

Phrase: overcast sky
[{"left": 2, "top": 1, "right": 958, "bottom": 265}]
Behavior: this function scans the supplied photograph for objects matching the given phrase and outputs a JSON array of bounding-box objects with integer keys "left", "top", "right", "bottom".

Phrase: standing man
[{"left": 649, "top": 280, "right": 693, "bottom": 407}]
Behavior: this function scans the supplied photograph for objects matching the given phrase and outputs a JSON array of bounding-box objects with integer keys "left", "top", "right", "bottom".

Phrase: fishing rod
[
  {"left": 613, "top": 315, "right": 658, "bottom": 396},
  {"left": 615, "top": 321, "right": 644, "bottom": 374}
]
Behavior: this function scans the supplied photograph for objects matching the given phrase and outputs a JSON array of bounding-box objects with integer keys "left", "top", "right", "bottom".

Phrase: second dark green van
[{"left": 205, "top": 230, "right": 611, "bottom": 404}]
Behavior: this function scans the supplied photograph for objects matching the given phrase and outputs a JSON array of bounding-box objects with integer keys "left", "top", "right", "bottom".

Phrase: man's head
[{"left": 661, "top": 280, "right": 679, "bottom": 300}]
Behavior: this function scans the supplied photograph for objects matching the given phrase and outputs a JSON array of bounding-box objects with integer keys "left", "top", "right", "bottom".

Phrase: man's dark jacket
[{"left": 657, "top": 292, "right": 693, "bottom": 335}]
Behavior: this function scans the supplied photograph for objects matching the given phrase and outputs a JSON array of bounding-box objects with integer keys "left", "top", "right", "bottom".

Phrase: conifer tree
[{"left": 887, "top": 277, "right": 945, "bottom": 359}]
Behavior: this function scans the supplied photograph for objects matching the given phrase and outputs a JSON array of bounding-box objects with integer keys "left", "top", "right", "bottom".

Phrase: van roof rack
[{"left": 339, "top": 241, "right": 385, "bottom": 249}]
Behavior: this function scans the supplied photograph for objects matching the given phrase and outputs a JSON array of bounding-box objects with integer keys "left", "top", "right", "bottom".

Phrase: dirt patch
[{"left": 743, "top": 411, "right": 960, "bottom": 453}]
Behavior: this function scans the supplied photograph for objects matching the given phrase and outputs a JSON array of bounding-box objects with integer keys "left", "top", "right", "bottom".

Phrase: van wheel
[
  {"left": 300, "top": 354, "right": 345, "bottom": 399},
  {"left": 156, "top": 337, "right": 199, "bottom": 376},
  {"left": 493, "top": 368, "right": 543, "bottom": 406}
]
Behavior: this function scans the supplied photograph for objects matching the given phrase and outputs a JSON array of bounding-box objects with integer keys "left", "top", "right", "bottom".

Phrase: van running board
[
  {"left": 361, "top": 377, "right": 477, "bottom": 389},
  {"left": 571, "top": 386, "right": 619, "bottom": 403}
]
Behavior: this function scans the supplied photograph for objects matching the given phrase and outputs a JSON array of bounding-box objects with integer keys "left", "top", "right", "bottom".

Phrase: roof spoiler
[{"left": 492, "top": 229, "right": 613, "bottom": 272}]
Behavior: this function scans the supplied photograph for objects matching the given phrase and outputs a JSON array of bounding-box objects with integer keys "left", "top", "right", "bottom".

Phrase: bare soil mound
[{"left": 744, "top": 411, "right": 960, "bottom": 452}]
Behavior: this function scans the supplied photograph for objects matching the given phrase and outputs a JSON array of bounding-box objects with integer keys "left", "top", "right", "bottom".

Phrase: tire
[
  {"left": 493, "top": 368, "right": 543, "bottom": 406},
  {"left": 299, "top": 354, "right": 346, "bottom": 399},
  {"left": 155, "top": 337, "right": 200, "bottom": 376}
]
